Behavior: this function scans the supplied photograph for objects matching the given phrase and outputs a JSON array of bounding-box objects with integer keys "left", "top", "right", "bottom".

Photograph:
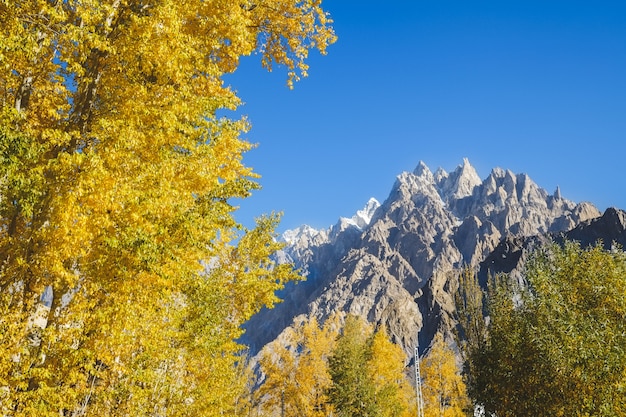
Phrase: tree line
[{"left": 252, "top": 313, "right": 469, "bottom": 417}]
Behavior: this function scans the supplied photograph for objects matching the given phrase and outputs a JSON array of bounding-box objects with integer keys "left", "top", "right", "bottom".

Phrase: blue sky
[{"left": 227, "top": 0, "right": 626, "bottom": 233}]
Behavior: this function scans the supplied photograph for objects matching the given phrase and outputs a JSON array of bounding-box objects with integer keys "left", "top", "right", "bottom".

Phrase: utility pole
[
  {"left": 281, "top": 390, "right": 285, "bottom": 417},
  {"left": 415, "top": 340, "right": 425, "bottom": 417}
]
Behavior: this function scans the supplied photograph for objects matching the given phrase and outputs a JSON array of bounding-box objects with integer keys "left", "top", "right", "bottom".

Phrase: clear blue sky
[{"left": 226, "top": 0, "right": 626, "bottom": 233}]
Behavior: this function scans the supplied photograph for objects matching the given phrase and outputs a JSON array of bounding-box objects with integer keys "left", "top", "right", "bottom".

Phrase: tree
[
  {"left": 368, "top": 325, "right": 417, "bottom": 417},
  {"left": 328, "top": 315, "right": 378, "bottom": 417},
  {"left": 257, "top": 314, "right": 340, "bottom": 417},
  {"left": 465, "top": 242, "right": 626, "bottom": 416},
  {"left": 420, "top": 333, "right": 470, "bottom": 417},
  {"left": 453, "top": 267, "right": 486, "bottom": 406},
  {"left": 328, "top": 315, "right": 415, "bottom": 417},
  {"left": 0, "top": 1, "right": 335, "bottom": 415}
]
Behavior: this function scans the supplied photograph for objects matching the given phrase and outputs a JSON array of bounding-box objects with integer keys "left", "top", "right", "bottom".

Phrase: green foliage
[
  {"left": 328, "top": 315, "right": 378, "bottom": 417},
  {"left": 328, "top": 315, "right": 415, "bottom": 417},
  {"left": 453, "top": 267, "right": 486, "bottom": 398},
  {"left": 257, "top": 314, "right": 415, "bottom": 417},
  {"left": 463, "top": 241, "right": 626, "bottom": 416}
]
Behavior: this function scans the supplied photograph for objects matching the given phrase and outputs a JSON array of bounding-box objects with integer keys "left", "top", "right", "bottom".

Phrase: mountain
[
  {"left": 479, "top": 206, "right": 626, "bottom": 286},
  {"left": 241, "top": 159, "right": 601, "bottom": 356}
]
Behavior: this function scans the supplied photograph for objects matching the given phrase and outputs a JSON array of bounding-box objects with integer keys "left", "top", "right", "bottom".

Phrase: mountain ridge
[{"left": 242, "top": 159, "right": 602, "bottom": 357}]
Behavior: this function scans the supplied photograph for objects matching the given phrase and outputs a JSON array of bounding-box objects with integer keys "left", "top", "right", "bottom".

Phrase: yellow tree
[
  {"left": 368, "top": 325, "right": 417, "bottom": 417},
  {"left": 257, "top": 314, "right": 340, "bottom": 417},
  {"left": 421, "top": 333, "right": 470, "bottom": 417},
  {"left": 0, "top": 1, "right": 335, "bottom": 415}
]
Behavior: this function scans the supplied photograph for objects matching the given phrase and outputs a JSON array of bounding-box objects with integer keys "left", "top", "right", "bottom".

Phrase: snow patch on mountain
[
  {"left": 340, "top": 197, "right": 381, "bottom": 230},
  {"left": 283, "top": 198, "right": 380, "bottom": 244},
  {"left": 282, "top": 224, "right": 326, "bottom": 245}
]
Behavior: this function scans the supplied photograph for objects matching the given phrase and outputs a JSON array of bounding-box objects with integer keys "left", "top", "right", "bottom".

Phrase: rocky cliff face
[
  {"left": 479, "top": 206, "right": 626, "bottom": 286},
  {"left": 241, "top": 159, "right": 601, "bottom": 356}
]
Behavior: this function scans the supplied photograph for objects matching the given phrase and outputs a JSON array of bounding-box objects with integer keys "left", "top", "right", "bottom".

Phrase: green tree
[
  {"left": 328, "top": 315, "right": 414, "bottom": 417},
  {"left": 328, "top": 315, "right": 378, "bottom": 417},
  {"left": 453, "top": 267, "right": 487, "bottom": 400},
  {"left": 465, "top": 242, "right": 626, "bottom": 416},
  {"left": 0, "top": 1, "right": 335, "bottom": 415}
]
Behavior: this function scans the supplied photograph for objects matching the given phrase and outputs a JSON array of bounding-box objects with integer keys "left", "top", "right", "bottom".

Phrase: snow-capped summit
[
  {"left": 345, "top": 197, "right": 380, "bottom": 230},
  {"left": 282, "top": 224, "right": 324, "bottom": 245}
]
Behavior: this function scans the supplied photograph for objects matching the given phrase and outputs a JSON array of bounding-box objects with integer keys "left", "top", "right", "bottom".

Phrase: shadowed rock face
[
  {"left": 564, "top": 207, "right": 626, "bottom": 248},
  {"left": 480, "top": 206, "right": 626, "bottom": 285},
  {"left": 241, "top": 160, "right": 601, "bottom": 357}
]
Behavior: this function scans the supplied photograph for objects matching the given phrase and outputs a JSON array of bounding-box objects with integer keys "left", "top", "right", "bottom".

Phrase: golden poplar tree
[
  {"left": 0, "top": 1, "right": 335, "bottom": 415},
  {"left": 257, "top": 314, "right": 339, "bottom": 417},
  {"left": 421, "top": 333, "right": 470, "bottom": 417},
  {"left": 368, "top": 326, "right": 417, "bottom": 417}
]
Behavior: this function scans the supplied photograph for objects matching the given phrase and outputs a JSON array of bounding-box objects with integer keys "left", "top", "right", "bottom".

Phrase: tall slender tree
[
  {"left": 328, "top": 315, "right": 378, "bottom": 417},
  {"left": 257, "top": 314, "right": 340, "bottom": 417},
  {"left": 420, "top": 333, "right": 470, "bottom": 417},
  {"left": 328, "top": 315, "right": 415, "bottom": 417},
  {"left": 368, "top": 325, "right": 417, "bottom": 417}
]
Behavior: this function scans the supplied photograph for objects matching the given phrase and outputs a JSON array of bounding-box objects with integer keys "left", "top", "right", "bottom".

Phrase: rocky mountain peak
[
  {"left": 436, "top": 158, "right": 482, "bottom": 201},
  {"left": 565, "top": 206, "right": 626, "bottom": 248},
  {"left": 282, "top": 224, "right": 327, "bottom": 246},
  {"left": 243, "top": 160, "right": 604, "bottom": 359},
  {"left": 433, "top": 167, "right": 448, "bottom": 183},
  {"left": 413, "top": 160, "right": 433, "bottom": 180},
  {"left": 344, "top": 197, "right": 381, "bottom": 230}
]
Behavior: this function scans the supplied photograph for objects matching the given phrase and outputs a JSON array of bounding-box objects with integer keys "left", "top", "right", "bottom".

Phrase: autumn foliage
[
  {"left": 0, "top": 0, "right": 335, "bottom": 415},
  {"left": 257, "top": 314, "right": 418, "bottom": 417},
  {"left": 420, "top": 333, "right": 470, "bottom": 417}
]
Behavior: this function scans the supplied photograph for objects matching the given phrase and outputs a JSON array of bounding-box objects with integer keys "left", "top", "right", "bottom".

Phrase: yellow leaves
[
  {"left": 258, "top": 314, "right": 340, "bottom": 417},
  {"left": 240, "top": 0, "right": 337, "bottom": 87},
  {"left": 306, "top": 314, "right": 417, "bottom": 417},
  {"left": 421, "top": 333, "right": 470, "bottom": 417},
  {"left": 1, "top": 0, "right": 334, "bottom": 414}
]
